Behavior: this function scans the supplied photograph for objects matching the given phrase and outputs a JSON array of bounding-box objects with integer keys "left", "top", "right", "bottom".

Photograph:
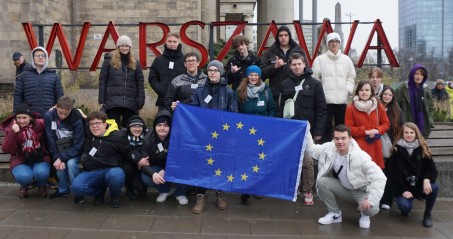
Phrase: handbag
[
  {"left": 56, "top": 137, "right": 74, "bottom": 153},
  {"left": 283, "top": 80, "right": 305, "bottom": 119},
  {"left": 381, "top": 132, "right": 392, "bottom": 158}
]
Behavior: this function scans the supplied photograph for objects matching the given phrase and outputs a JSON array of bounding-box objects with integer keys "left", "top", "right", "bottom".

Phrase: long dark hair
[
  {"left": 379, "top": 86, "right": 402, "bottom": 140},
  {"left": 353, "top": 80, "right": 375, "bottom": 99}
]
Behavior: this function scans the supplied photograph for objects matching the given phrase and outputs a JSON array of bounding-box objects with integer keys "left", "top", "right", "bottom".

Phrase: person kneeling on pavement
[
  {"left": 139, "top": 110, "right": 188, "bottom": 205},
  {"left": 305, "top": 124, "right": 386, "bottom": 229},
  {"left": 71, "top": 111, "right": 140, "bottom": 208}
]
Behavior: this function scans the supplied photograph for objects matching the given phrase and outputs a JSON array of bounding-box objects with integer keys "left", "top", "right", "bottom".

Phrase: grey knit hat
[
  {"left": 207, "top": 60, "right": 225, "bottom": 76},
  {"left": 117, "top": 35, "right": 132, "bottom": 48}
]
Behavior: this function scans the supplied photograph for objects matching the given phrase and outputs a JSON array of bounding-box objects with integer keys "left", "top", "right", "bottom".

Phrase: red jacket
[
  {"left": 1, "top": 115, "right": 51, "bottom": 171},
  {"left": 345, "top": 102, "right": 390, "bottom": 168}
]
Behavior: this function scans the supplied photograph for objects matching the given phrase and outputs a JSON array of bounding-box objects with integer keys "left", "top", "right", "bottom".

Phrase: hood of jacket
[
  {"left": 103, "top": 119, "right": 119, "bottom": 137},
  {"left": 163, "top": 44, "right": 183, "bottom": 60},
  {"left": 153, "top": 109, "right": 172, "bottom": 129},
  {"left": 30, "top": 46, "right": 49, "bottom": 72},
  {"left": 408, "top": 64, "right": 428, "bottom": 87}
]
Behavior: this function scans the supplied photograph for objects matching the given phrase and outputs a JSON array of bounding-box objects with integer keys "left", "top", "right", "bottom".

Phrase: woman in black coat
[
  {"left": 98, "top": 35, "right": 145, "bottom": 128},
  {"left": 390, "top": 122, "right": 438, "bottom": 228}
]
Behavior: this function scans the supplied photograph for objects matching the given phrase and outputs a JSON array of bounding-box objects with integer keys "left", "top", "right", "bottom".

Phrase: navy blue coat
[
  {"left": 191, "top": 78, "right": 238, "bottom": 112},
  {"left": 14, "top": 68, "right": 64, "bottom": 117}
]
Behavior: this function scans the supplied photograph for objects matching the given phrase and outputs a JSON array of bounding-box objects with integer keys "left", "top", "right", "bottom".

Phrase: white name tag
[
  {"left": 295, "top": 85, "right": 303, "bottom": 91},
  {"left": 25, "top": 140, "right": 33, "bottom": 147},
  {"left": 169, "top": 61, "right": 174, "bottom": 69},
  {"left": 191, "top": 84, "right": 198, "bottom": 89},
  {"left": 89, "top": 147, "right": 97, "bottom": 156},
  {"left": 157, "top": 143, "right": 164, "bottom": 152},
  {"left": 204, "top": 95, "right": 213, "bottom": 104},
  {"left": 51, "top": 121, "right": 57, "bottom": 130},
  {"left": 257, "top": 100, "right": 265, "bottom": 106}
]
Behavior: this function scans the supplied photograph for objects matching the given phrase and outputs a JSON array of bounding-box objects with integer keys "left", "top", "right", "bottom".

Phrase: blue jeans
[
  {"left": 397, "top": 182, "right": 439, "bottom": 214},
  {"left": 71, "top": 167, "right": 125, "bottom": 198},
  {"left": 56, "top": 157, "right": 81, "bottom": 193},
  {"left": 140, "top": 166, "right": 187, "bottom": 197},
  {"left": 12, "top": 162, "right": 50, "bottom": 188}
]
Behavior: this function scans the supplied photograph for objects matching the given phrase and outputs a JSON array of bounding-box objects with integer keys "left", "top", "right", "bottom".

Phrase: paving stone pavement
[{"left": 0, "top": 184, "right": 451, "bottom": 239}]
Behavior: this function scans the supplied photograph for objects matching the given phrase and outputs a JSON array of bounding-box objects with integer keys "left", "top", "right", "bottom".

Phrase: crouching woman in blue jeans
[
  {"left": 390, "top": 122, "right": 438, "bottom": 228},
  {"left": 139, "top": 110, "right": 188, "bottom": 205}
]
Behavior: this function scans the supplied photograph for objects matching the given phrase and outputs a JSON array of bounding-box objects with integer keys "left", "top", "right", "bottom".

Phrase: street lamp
[{"left": 345, "top": 13, "right": 356, "bottom": 29}]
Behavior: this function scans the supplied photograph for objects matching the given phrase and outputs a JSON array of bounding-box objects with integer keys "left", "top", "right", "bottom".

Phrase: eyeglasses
[
  {"left": 208, "top": 69, "right": 220, "bottom": 73},
  {"left": 89, "top": 121, "right": 104, "bottom": 127},
  {"left": 328, "top": 40, "right": 340, "bottom": 44},
  {"left": 185, "top": 59, "right": 198, "bottom": 63},
  {"left": 34, "top": 54, "right": 46, "bottom": 58}
]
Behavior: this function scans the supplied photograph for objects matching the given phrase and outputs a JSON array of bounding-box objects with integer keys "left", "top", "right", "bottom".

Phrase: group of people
[{"left": 4, "top": 27, "right": 439, "bottom": 229}]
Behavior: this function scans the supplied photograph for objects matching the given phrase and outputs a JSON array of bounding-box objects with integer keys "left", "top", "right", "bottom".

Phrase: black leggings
[{"left": 106, "top": 107, "right": 136, "bottom": 129}]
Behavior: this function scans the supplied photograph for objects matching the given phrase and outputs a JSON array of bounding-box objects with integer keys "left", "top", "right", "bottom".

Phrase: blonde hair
[
  {"left": 393, "top": 122, "right": 432, "bottom": 158},
  {"left": 110, "top": 48, "right": 137, "bottom": 70}
]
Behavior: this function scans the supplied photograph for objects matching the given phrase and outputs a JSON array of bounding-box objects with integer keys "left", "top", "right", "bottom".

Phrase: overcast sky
[{"left": 294, "top": 0, "right": 399, "bottom": 53}]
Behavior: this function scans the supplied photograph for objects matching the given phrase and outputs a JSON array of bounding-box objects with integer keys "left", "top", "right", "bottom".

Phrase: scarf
[
  {"left": 397, "top": 138, "right": 419, "bottom": 156},
  {"left": 352, "top": 95, "right": 378, "bottom": 115},
  {"left": 21, "top": 125, "right": 42, "bottom": 163},
  {"left": 128, "top": 134, "right": 144, "bottom": 147},
  {"left": 246, "top": 83, "right": 265, "bottom": 99}
]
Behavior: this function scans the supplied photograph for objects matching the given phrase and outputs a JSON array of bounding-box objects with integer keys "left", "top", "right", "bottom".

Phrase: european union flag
[{"left": 165, "top": 104, "right": 309, "bottom": 201}]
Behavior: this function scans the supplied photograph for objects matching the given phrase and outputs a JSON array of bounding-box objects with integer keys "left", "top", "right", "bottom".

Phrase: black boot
[
  {"left": 94, "top": 187, "right": 106, "bottom": 205},
  {"left": 423, "top": 211, "right": 433, "bottom": 228}
]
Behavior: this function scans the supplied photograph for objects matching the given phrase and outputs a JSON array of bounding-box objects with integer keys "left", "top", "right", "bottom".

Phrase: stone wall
[{"left": 1, "top": 0, "right": 211, "bottom": 85}]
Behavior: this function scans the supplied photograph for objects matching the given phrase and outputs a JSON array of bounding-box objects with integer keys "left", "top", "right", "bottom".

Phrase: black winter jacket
[
  {"left": 260, "top": 41, "right": 305, "bottom": 106},
  {"left": 390, "top": 145, "right": 438, "bottom": 199},
  {"left": 81, "top": 120, "right": 138, "bottom": 171},
  {"left": 148, "top": 44, "right": 185, "bottom": 107},
  {"left": 191, "top": 78, "right": 238, "bottom": 112},
  {"left": 226, "top": 51, "right": 261, "bottom": 90},
  {"left": 14, "top": 68, "right": 64, "bottom": 117},
  {"left": 15, "top": 61, "right": 32, "bottom": 79},
  {"left": 281, "top": 68, "right": 327, "bottom": 137},
  {"left": 163, "top": 71, "right": 207, "bottom": 111},
  {"left": 98, "top": 53, "right": 145, "bottom": 112}
]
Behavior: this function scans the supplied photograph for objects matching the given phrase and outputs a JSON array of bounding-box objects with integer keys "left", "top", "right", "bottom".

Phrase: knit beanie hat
[
  {"left": 128, "top": 117, "right": 144, "bottom": 128},
  {"left": 117, "top": 35, "right": 132, "bottom": 48},
  {"left": 207, "top": 60, "right": 225, "bottom": 76},
  {"left": 326, "top": 32, "right": 341, "bottom": 45},
  {"left": 246, "top": 65, "right": 261, "bottom": 78},
  {"left": 154, "top": 115, "right": 171, "bottom": 127},
  {"left": 15, "top": 101, "right": 33, "bottom": 117}
]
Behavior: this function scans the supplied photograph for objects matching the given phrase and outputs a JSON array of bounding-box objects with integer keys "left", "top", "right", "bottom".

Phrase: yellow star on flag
[
  {"left": 259, "top": 152, "right": 266, "bottom": 160},
  {"left": 241, "top": 173, "right": 248, "bottom": 181},
  {"left": 252, "top": 165, "right": 260, "bottom": 172},
  {"left": 211, "top": 131, "right": 219, "bottom": 139},
  {"left": 227, "top": 174, "right": 234, "bottom": 182},
  {"left": 206, "top": 144, "right": 213, "bottom": 151},
  {"left": 207, "top": 157, "right": 214, "bottom": 165},
  {"left": 257, "top": 138, "right": 265, "bottom": 146},
  {"left": 215, "top": 169, "right": 222, "bottom": 176},
  {"left": 223, "top": 123, "right": 230, "bottom": 131},
  {"left": 249, "top": 127, "right": 257, "bottom": 135},
  {"left": 236, "top": 122, "right": 244, "bottom": 129}
]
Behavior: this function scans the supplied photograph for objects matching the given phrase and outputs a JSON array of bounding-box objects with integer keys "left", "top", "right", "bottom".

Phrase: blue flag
[{"left": 165, "top": 104, "right": 308, "bottom": 201}]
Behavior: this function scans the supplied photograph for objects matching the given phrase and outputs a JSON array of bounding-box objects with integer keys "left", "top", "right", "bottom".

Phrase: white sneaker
[
  {"left": 156, "top": 193, "right": 169, "bottom": 202},
  {"left": 176, "top": 195, "right": 188, "bottom": 205},
  {"left": 381, "top": 204, "right": 390, "bottom": 210},
  {"left": 318, "top": 211, "right": 342, "bottom": 225},
  {"left": 359, "top": 213, "right": 370, "bottom": 229}
]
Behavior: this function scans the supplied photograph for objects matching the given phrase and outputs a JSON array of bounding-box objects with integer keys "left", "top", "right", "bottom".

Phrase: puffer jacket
[
  {"left": 281, "top": 68, "right": 327, "bottom": 137},
  {"left": 226, "top": 51, "right": 261, "bottom": 90},
  {"left": 98, "top": 53, "right": 145, "bottom": 112},
  {"left": 237, "top": 84, "right": 276, "bottom": 117},
  {"left": 191, "top": 78, "right": 238, "bottom": 112},
  {"left": 312, "top": 49, "right": 356, "bottom": 104},
  {"left": 163, "top": 71, "right": 207, "bottom": 111},
  {"left": 14, "top": 47, "right": 63, "bottom": 116},
  {"left": 148, "top": 44, "right": 185, "bottom": 107},
  {"left": 305, "top": 136, "right": 387, "bottom": 205}
]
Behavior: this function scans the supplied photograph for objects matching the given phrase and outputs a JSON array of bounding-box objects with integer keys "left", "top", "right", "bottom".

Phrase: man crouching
[{"left": 306, "top": 124, "right": 386, "bottom": 229}]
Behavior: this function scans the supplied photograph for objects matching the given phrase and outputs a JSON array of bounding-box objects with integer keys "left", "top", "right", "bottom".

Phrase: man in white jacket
[
  {"left": 305, "top": 124, "right": 386, "bottom": 229},
  {"left": 312, "top": 32, "right": 356, "bottom": 143}
]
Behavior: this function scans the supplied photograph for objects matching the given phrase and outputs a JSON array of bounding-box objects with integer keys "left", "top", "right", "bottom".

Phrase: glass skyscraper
[{"left": 399, "top": 0, "right": 453, "bottom": 78}]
